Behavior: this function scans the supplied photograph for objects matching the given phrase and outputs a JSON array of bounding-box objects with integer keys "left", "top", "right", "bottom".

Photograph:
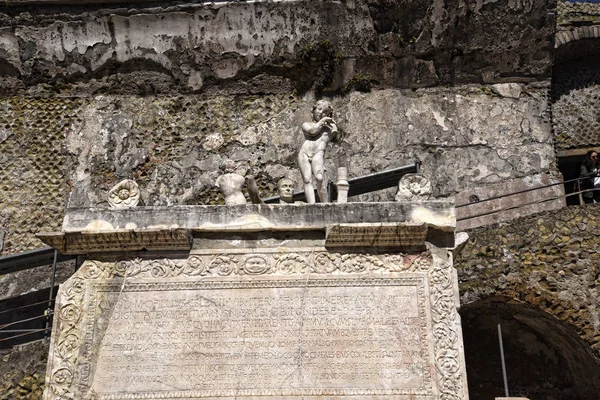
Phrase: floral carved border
[{"left": 45, "top": 249, "right": 467, "bottom": 400}]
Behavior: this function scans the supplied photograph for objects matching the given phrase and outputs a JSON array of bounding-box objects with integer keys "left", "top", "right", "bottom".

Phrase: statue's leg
[
  {"left": 298, "top": 151, "right": 315, "bottom": 204},
  {"left": 316, "top": 178, "right": 328, "bottom": 203},
  {"left": 313, "top": 152, "right": 327, "bottom": 203}
]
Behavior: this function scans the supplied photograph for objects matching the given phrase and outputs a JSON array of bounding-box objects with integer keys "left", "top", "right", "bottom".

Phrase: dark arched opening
[{"left": 461, "top": 299, "right": 600, "bottom": 399}]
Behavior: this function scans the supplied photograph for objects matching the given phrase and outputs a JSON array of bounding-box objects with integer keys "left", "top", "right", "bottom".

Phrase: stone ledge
[
  {"left": 38, "top": 229, "right": 192, "bottom": 255},
  {"left": 38, "top": 202, "right": 455, "bottom": 254},
  {"left": 325, "top": 223, "right": 428, "bottom": 252},
  {"left": 61, "top": 202, "right": 455, "bottom": 232}
]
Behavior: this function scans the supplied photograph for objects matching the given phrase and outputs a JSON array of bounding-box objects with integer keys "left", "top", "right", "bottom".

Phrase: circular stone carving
[
  {"left": 53, "top": 368, "right": 73, "bottom": 385},
  {"left": 241, "top": 255, "right": 270, "bottom": 275},
  {"left": 395, "top": 173, "right": 432, "bottom": 201},
  {"left": 108, "top": 179, "right": 140, "bottom": 209}
]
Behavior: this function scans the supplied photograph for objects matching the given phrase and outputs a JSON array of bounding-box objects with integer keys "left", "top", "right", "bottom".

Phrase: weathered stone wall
[
  {"left": 456, "top": 204, "right": 600, "bottom": 358},
  {"left": 0, "top": 341, "right": 48, "bottom": 400},
  {"left": 63, "top": 86, "right": 556, "bottom": 208},
  {"left": 0, "top": 98, "right": 82, "bottom": 254},
  {"left": 0, "top": 0, "right": 555, "bottom": 96},
  {"left": 552, "top": 53, "right": 600, "bottom": 150},
  {"left": 553, "top": 1, "right": 600, "bottom": 151},
  {"left": 0, "top": 85, "right": 557, "bottom": 254}
]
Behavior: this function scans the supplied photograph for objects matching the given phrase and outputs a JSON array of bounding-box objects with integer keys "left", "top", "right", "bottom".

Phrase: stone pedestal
[{"left": 39, "top": 202, "right": 469, "bottom": 400}]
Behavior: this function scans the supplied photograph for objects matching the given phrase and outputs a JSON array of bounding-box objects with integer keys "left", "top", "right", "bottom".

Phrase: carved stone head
[
  {"left": 221, "top": 159, "right": 237, "bottom": 173},
  {"left": 277, "top": 178, "right": 295, "bottom": 203},
  {"left": 312, "top": 100, "right": 333, "bottom": 121}
]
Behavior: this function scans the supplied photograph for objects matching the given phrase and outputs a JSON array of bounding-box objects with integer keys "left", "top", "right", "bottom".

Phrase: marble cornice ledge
[{"left": 37, "top": 201, "right": 455, "bottom": 254}]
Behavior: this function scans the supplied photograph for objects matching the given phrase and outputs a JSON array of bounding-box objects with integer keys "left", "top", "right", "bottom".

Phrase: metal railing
[
  {"left": 0, "top": 293, "right": 55, "bottom": 348},
  {"left": 0, "top": 249, "right": 77, "bottom": 348},
  {"left": 456, "top": 175, "right": 592, "bottom": 223}
]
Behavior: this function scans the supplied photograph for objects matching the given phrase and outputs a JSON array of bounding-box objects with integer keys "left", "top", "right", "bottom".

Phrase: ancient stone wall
[
  {"left": 553, "top": 1, "right": 600, "bottom": 150},
  {"left": 0, "top": 0, "right": 558, "bottom": 254},
  {"left": 0, "top": 86, "right": 556, "bottom": 255},
  {"left": 0, "top": 98, "right": 82, "bottom": 254},
  {"left": 0, "top": 0, "right": 555, "bottom": 96},
  {"left": 456, "top": 203, "right": 600, "bottom": 358},
  {"left": 0, "top": 341, "right": 48, "bottom": 400}
]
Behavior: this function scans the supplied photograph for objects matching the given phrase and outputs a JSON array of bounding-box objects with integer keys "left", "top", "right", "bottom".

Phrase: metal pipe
[
  {"left": 0, "top": 314, "right": 49, "bottom": 330},
  {"left": 45, "top": 250, "right": 58, "bottom": 341},
  {"left": 498, "top": 322, "right": 509, "bottom": 397},
  {"left": 0, "top": 328, "right": 50, "bottom": 333},
  {"left": 457, "top": 189, "right": 594, "bottom": 222},
  {"left": 0, "top": 299, "right": 54, "bottom": 315}
]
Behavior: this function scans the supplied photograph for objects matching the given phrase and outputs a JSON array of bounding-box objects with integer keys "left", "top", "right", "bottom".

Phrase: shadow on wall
[{"left": 461, "top": 299, "right": 600, "bottom": 400}]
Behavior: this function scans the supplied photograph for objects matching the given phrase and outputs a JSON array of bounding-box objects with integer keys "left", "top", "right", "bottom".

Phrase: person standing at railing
[{"left": 579, "top": 150, "right": 600, "bottom": 204}]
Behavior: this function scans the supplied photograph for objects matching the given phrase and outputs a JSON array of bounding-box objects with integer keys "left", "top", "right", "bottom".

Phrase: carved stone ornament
[
  {"left": 216, "top": 159, "right": 247, "bottom": 205},
  {"left": 107, "top": 179, "right": 140, "bottom": 209},
  {"left": 44, "top": 247, "right": 468, "bottom": 400},
  {"left": 395, "top": 173, "right": 433, "bottom": 201},
  {"left": 326, "top": 223, "right": 427, "bottom": 250}
]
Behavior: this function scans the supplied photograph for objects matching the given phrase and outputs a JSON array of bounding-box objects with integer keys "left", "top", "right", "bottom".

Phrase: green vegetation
[{"left": 298, "top": 40, "right": 342, "bottom": 94}]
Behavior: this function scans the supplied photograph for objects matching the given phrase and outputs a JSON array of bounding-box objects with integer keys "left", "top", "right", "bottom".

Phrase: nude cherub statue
[
  {"left": 216, "top": 159, "right": 247, "bottom": 205},
  {"left": 298, "top": 100, "right": 338, "bottom": 203}
]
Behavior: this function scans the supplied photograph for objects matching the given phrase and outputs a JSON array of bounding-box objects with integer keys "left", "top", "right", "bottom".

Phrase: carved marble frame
[{"left": 45, "top": 248, "right": 467, "bottom": 400}]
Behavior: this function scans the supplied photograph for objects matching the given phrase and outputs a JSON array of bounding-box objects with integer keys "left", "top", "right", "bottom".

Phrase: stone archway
[{"left": 461, "top": 299, "right": 600, "bottom": 400}]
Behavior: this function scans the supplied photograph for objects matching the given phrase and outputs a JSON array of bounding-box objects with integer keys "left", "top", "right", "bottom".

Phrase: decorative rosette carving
[
  {"left": 57, "top": 334, "right": 79, "bottom": 359},
  {"left": 59, "top": 304, "right": 81, "bottom": 323},
  {"left": 112, "top": 259, "right": 148, "bottom": 277},
  {"left": 64, "top": 278, "right": 85, "bottom": 297},
  {"left": 274, "top": 253, "right": 308, "bottom": 274},
  {"left": 312, "top": 252, "right": 340, "bottom": 273},
  {"left": 340, "top": 254, "right": 385, "bottom": 273},
  {"left": 183, "top": 256, "right": 208, "bottom": 276},
  {"left": 208, "top": 255, "right": 237, "bottom": 276},
  {"left": 407, "top": 253, "right": 433, "bottom": 272},
  {"left": 82, "top": 261, "right": 104, "bottom": 279},
  {"left": 52, "top": 367, "right": 74, "bottom": 385}
]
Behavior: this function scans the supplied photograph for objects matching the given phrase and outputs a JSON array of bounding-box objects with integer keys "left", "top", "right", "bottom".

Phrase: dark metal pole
[
  {"left": 498, "top": 322, "right": 510, "bottom": 397},
  {"left": 45, "top": 250, "right": 58, "bottom": 340}
]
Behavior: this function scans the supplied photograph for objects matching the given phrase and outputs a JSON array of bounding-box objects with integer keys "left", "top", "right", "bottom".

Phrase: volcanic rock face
[{"left": 0, "top": 0, "right": 554, "bottom": 96}]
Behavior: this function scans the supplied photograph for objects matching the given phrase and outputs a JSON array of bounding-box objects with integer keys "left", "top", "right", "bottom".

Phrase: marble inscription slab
[{"left": 44, "top": 249, "right": 469, "bottom": 400}]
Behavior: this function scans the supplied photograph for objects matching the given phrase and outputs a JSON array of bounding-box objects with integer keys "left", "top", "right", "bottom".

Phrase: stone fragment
[
  {"left": 395, "top": 173, "right": 432, "bottom": 201},
  {"left": 215, "top": 159, "right": 247, "bottom": 205},
  {"left": 491, "top": 83, "right": 523, "bottom": 99}
]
